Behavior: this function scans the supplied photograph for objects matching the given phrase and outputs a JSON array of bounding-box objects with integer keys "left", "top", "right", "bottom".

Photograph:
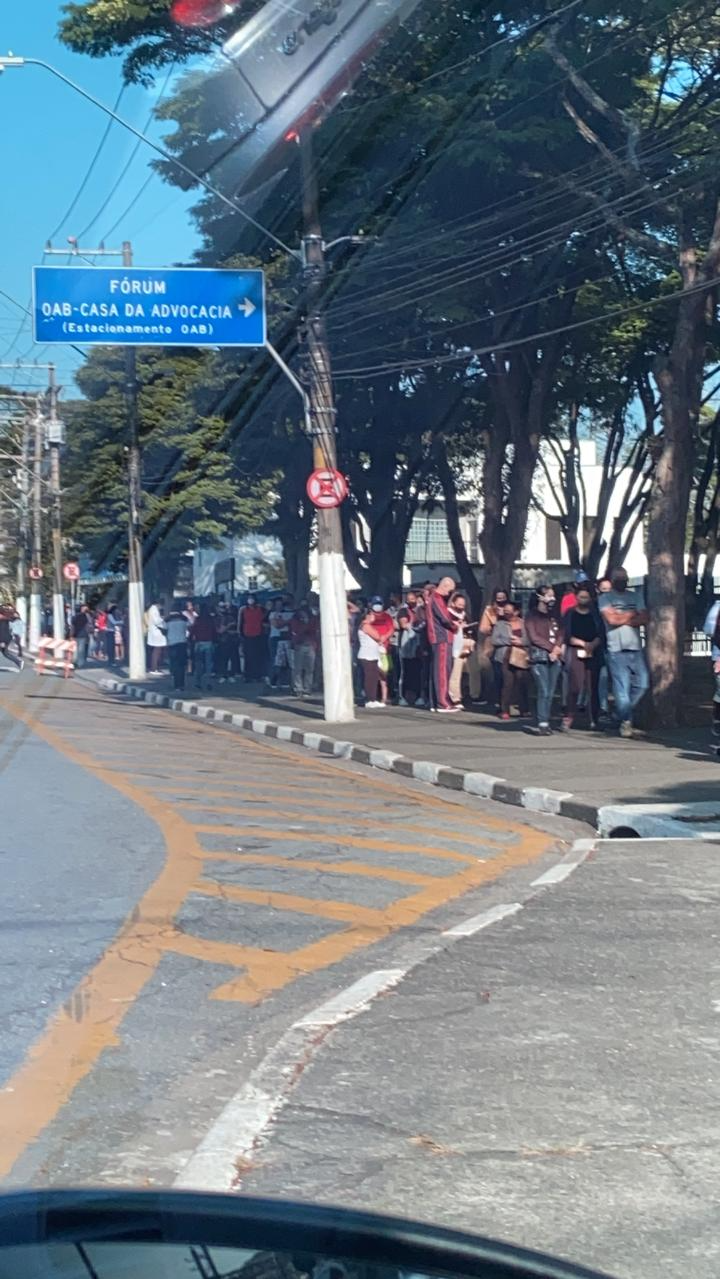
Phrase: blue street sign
[{"left": 32, "top": 265, "right": 266, "bottom": 348}]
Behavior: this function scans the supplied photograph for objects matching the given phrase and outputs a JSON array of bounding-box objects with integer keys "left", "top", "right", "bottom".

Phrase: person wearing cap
[{"left": 560, "top": 570, "right": 590, "bottom": 617}]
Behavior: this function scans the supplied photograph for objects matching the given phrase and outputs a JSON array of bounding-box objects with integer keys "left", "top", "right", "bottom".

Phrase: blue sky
[{"left": 0, "top": 0, "right": 199, "bottom": 396}]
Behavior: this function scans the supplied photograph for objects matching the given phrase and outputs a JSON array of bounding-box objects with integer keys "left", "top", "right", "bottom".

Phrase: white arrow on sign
[{"left": 239, "top": 298, "right": 256, "bottom": 318}]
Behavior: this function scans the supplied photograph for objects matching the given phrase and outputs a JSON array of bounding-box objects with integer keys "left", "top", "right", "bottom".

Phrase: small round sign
[
  {"left": 63, "top": 562, "right": 81, "bottom": 582},
  {"left": 28, "top": 566, "right": 43, "bottom": 581},
  {"left": 306, "top": 468, "right": 349, "bottom": 509}
]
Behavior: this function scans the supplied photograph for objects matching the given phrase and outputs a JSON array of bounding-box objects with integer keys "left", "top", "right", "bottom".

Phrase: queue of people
[
  {"left": 35, "top": 567, "right": 718, "bottom": 740},
  {"left": 349, "top": 568, "right": 656, "bottom": 737},
  {"left": 133, "top": 594, "right": 322, "bottom": 698}
]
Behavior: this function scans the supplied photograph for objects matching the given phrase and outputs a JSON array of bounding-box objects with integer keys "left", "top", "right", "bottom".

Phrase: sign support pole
[
  {"left": 123, "top": 241, "right": 147, "bottom": 681},
  {"left": 29, "top": 409, "right": 43, "bottom": 652},
  {"left": 48, "top": 363, "right": 65, "bottom": 641},
  {"left": 16, "top": 408, "right": 30, "bottom": 644},
  {"left": 298, "top": 128, "right": 354, "bottom": 724}
]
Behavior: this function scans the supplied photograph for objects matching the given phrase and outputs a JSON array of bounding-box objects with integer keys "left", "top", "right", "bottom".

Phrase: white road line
[
  {"left": 531, "top": 863, "right": 578, "bottom": 886},
  {"left": 296, "top": 970, "right": 406, "bottom": 1027},
  {"left": 174, "top": 969, "right": 406, "bottom": 1192},
  {"left": 532, "top": 838, "right": 596, "bottom": 887},
  {"left": 442, "top": 901, "right": 523, "bottom": 938},
  {"left": 174, "top": 836, "right": 598, "bottom": 1192}
]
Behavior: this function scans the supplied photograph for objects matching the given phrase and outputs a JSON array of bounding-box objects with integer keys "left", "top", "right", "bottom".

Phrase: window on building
[
  {"left": 545, "top": 516, "right": 562, "bottom": 561},
  {"left": 406, "top": 516, "right": 454, "bottom": 564},
  {"left": 405, "top": 513, "right": 478, "bottom": 564}
]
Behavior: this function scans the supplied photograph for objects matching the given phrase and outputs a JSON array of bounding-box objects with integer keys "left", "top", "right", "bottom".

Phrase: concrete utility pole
[
  {"left": 299, "top": 129, "right": 355, "bottom": 723},
  {"left": 16, "top": 409, "right": 30, "bottom": 636},
  {"left": 47, "top": 363, "right": 65, "bottom": 641},
  {"left": 45, "top": 239, "right": 146, "bottom": 678},
  {"left": 30, "top": 408, "right": 43, "bottom": 651},
  {"left": 122, "top": 241, "right": 146, "bottom": 681}
]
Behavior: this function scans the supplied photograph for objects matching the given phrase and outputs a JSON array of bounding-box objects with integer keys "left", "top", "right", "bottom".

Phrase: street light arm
[{"left": 0, "top": 55, "right": 299, "bottom": 260}]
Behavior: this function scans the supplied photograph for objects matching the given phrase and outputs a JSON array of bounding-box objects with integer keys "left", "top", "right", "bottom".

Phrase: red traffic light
[{"left": 170, "top": 0, "right": 239, "bottom": 28}]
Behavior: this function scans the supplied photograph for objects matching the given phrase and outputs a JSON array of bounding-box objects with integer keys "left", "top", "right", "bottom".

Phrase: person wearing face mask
[
  {"left": 525, "top": 586, "right": 564, "bottom": 735},
  {"left": 479, "top": 587, "right": 510, "bottom": 710},
  {"left": 598, "top": 567, "right": 649, "bottom": 738},
  {"left": 562, "top": 585, "right": 602, "bottom": 730},
  {"left": 425, "top": 577, "right": 461, "bottom": 712},
  {"left": 238, "top": 593, "right": 268, "bottom": 682},
  {"left": 491, "top": 600, "right": 530, "bottom": 720},
  {"left": 358, "top": 598, "right": 394, "bottom": 707},
  {"left": 448, "top": 591, "right": 474, "bottom": 708}
]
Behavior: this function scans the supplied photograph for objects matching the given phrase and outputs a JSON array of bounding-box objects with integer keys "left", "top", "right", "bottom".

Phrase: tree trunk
[
  {"left": 479, "top": 413, "right": 540, "bottom": 597},
  {"left": 365, "top": 513, "right": 411, "bottom": 598},
  {"left": 433, "top": 437, "right": 483, "bottom": 616},
  {"left": 646, "top": 201, "right": 720, "bottom": 725},
  {"left": 281, "top": 535, "right": 310, "bottom": 601}
]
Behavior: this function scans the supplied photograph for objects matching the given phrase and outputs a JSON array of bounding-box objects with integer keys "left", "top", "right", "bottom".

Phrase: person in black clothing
[
  {"left": 71, "top": 605, "right": 92, "bottom": 669},
  {"left": 0, "top": 608, "right": 23, "bottom": 670},
  {"left": 562, "top": 585, "right": 603, "bottom": 730}
]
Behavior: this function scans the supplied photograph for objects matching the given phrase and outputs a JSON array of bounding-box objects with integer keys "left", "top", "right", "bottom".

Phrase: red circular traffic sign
[
  {"left": 63, "top": 562, "right": 81, "bottom": 582},
  {"left": 28, "top": 566, "right": 43, "bottom": 581},
  {"left": 306, "top": 468, "right": 349, "bottom": 509}
]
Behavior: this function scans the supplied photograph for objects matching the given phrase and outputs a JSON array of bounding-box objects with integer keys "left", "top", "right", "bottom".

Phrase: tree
[
  {"left": 688, "top": 403, "right": 720, "bottom": 616},
  {"left": 538, "top": 4, "right": 720, "bottom": 723},
  {"left": 63, "top": 346, "right": 277, "bottom": 596}
]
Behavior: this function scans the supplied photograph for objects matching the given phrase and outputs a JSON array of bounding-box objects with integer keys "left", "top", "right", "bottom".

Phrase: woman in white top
[
  {"left": 358, "top": 604, "right": 389, "bottom": 708},
  {"left": 146, "top": 601, "right": 167, "bottom": 673}
]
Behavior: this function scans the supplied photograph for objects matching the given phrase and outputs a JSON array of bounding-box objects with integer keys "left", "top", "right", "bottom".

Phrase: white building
[
  {"left": 404, "top": 438, "right": 647, "bottom": 587},
  {"left": 192, "top": 533, "right": 284, "bottom": 598},
  {"left": 192, "top": 440, "right": 660, "bottom": 597}
]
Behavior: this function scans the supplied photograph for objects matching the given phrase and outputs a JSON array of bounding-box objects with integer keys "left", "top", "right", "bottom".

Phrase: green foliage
[
  {"left": 63, "top": 346, "right": 276, "bottom": 588},
  {"left": 57, "top": 0, "right": 720, "bottom": 600}
]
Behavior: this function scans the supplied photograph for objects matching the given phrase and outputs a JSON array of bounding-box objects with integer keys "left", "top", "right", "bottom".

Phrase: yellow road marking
[
  {"left": 212, "top": 832, "right": 549, "bottom": 1002},
  {"left": 194, "top": 848, "right": 446, "bottom": 884},
  {"left": 192, "top": 823, "right": 480, "bottom": 864},
  {"left": 0, "top": 684, "right": 557, "bottom": 1177},
  {"left": 193, "top": 877, "right": 387, "bottom": 926},
  {"left": 180, "top": 801, "right": 505, "bottom": 843}
]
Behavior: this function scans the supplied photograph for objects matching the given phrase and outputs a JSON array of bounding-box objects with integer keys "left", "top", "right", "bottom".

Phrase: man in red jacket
[{"left": 425, "top": 577, "right": 460, "bottom": 712}]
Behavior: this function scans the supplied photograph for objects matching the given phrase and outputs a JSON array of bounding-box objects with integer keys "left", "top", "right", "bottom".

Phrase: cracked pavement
[
  {"left": 238, "top": 837, "right": 720, "bottom": 1279},
  {"left": 0, "top": 674, "right": 577, "bottom": 1189},
  {"left": 5, "top": 675, "right": 717, "bottom": 1279}
]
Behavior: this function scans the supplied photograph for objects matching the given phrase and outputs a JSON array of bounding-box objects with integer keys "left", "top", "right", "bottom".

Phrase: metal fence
[{"left": 685, "top": 630, "right": 712, "bottom": 657}]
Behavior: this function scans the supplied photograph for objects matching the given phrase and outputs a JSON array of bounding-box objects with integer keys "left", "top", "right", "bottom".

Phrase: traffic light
[{"left": 170, "top": 0, "right": 240, "bottom": 28}]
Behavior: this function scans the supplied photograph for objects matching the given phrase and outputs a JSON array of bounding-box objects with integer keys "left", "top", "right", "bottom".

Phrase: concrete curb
[{"left": 99, "top": 676, "right": 602, "bottom": 830}]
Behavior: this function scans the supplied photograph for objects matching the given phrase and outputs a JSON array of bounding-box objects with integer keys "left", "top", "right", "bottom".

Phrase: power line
[
  {"left": 103, "top": 171, "right": 156, "bottom": 243},
  {"left": 2, "top": 58, "right": 296, "bottom": 259},
  {"left": 77, "top": 63, "right": 177, "bottom": 244},
  {"left": 334, "top": 0, "right": 584, "bottom": 120},
  {"left": 320, "top": 0, "right": 701, "bottom": 286},
  {"left": 328, "top": 160, "right": 714, "bottom": 338},
  {"left": 332, "top": 272, "right": 720, "bottom": 381},
  {"left": 46, "top": 83, "right": 126, "bottom": 244},
  {"left": 0, "top": 288, "right": 87, "bottom": 362}
]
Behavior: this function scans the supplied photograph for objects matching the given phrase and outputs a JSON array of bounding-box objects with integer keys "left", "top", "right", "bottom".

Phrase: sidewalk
[{"left": 86, "top": 665, "right": 720, "bottom": 836}]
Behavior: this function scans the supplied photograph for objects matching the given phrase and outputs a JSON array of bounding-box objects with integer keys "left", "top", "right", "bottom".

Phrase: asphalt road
[
  {"left": 4, "top": 670, "right": 717, "bottom": 1279},
  {"left": 239, "top": 836, "right": 720, "bottom": 1279},
  {"left": 0, "top": 669, "right": 576, "bottom": 1189}
]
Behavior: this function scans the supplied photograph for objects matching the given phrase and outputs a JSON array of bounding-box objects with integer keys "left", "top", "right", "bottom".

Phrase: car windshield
[{"left": 2, "top": 3, "right": 720, "bottom": 1278}]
